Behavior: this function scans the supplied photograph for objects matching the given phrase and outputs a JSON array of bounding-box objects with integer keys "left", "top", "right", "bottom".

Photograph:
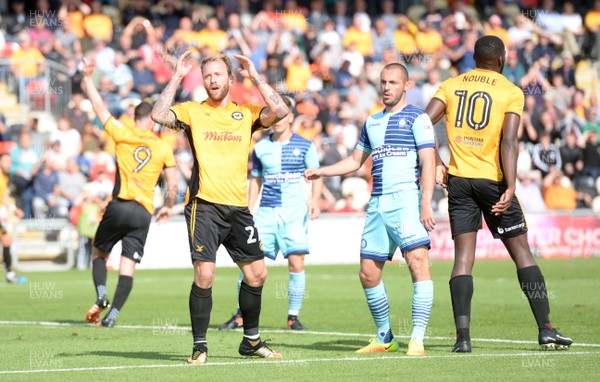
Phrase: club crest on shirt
[
  {"left": 293, "top": 148, "right": 301, "bottom": 156},
  {"left": 232, "top": 111, "right": 243, "bottom": 120},
  {"left": 398, "top": 119, "right": 406, "bottom": 127}
]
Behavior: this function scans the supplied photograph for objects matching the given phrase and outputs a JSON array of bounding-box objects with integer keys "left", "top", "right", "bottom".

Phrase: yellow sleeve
[
  {"left": 432, "top": 80, "right": 448, "bottom": 104},
  {"left": 163, "top": 144, "right": 176, "bottom": 168},
  {"left": 104, "top": 117, "right": 128, "bottom": 142},
  {"left": 170, "top": 102, "right": 192, "bottom": 129},
  {"left": 506, "top": 86, "right": 524, "bottom": 117},
  {"left": 243, "top": 104, "right": 266, "bottom": 132}
]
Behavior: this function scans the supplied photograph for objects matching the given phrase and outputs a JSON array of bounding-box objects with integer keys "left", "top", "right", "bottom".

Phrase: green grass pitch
[{"left": 1, "top": 258, "right": 599, "bottom": 381}]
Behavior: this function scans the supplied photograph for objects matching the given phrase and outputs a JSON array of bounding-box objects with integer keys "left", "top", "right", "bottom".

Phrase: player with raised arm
[
  {"left": 218, "top": 96, "right": 322, "bottom": 331},
  {"left": 151, "top": 51, "right": 289, "bottom": 364},
  {"left": 82, "top": 58, "right": 178, "bottom": 328},
  {"left": 425, "top": 35, "right": 572, "bottom": 352},
  {"left": 305, "top": 63, "right": 436, "bottom": 356}
]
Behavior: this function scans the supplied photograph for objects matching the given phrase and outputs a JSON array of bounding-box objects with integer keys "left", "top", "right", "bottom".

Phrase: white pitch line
[
  {"left": 1, "top": 320, "right": 599, "bottom": 348},
  {"left": 0, "top": 351, "right": 597, "bottom": 375}
]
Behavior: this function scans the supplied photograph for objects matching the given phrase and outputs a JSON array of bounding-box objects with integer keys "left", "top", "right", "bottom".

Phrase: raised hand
[
  {"left": 233, "top": 54, "right": 259, "bottom": 80},
  {"left": 81, "top": 56, "right": 96, "bottom": 78},
  {"left": 174, "top": 50, "right": 194, "bottom": 79}
]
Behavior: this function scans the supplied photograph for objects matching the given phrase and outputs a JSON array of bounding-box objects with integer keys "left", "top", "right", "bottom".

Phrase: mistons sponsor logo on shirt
[
  {"left": 371, "top": 145, "right": 409, "bottom": 161},
  {"left": 203, "top": 131, "right": 243, "bottom": 142},
  {"left": 263, "top": 172, "right": 303, "bottom": 184}
]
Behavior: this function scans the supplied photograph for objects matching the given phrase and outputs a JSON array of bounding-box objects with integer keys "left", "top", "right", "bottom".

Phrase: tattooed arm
[
  {"left": 233, "top": 54, "right": 289, "bottom": 128},
  {"left": 151, "top": 51, "right": 193, "bottom": 128}
]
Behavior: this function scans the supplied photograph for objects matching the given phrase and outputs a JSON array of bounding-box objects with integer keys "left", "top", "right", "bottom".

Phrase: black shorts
[
  {"left": 447, "top": 175, "right": 528, "bottom": 239},
  {"left": 185, "top": 198, "right": 264, "bottom": 263},
  {"left": 93, "top": 199, "right": 152, "bottom": 263}
]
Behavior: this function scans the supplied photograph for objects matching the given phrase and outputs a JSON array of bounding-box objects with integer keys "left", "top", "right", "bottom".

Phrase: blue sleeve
[
  {"left": 250, "top": 150, "right": 262, "bottom": 178},
  {"left": 304, "top": 143, "right": 320, "bottom": 169},
  {"left": 356, "top": 122, "right": 372, "bottom": 153},
  {"left": 413, "top": 113, "right": 436, "bottom": 150}
]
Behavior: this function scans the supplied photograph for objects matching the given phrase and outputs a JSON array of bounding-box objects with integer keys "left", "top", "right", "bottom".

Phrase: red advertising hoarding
[{"left": 427, "top": 214, "right": 600, "bottom": 260}]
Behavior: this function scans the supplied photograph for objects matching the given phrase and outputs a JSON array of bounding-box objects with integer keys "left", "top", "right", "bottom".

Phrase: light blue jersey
[
  {"left": 356, "top": 105, "right": 435, "bottom": 195},
  {"left": 252, "top": 134, "right": 320, "bottom": 208}
]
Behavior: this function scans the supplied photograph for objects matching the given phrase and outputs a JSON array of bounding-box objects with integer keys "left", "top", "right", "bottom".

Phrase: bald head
[{"left": 473, "top": 35, "right": 506, "bottom": 73}]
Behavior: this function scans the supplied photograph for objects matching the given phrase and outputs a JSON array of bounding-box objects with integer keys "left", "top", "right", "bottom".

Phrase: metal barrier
[{"left": 0, "top": 58, "right": 72, "bottom": 120}]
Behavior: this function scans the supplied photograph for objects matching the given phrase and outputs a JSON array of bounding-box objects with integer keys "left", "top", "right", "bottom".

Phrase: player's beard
[
  {"left": 208, "top": 83, "right": 229, "bottom": 102},
  {"left": 382, "top": 91, "right": 404, "bottom": 108}
]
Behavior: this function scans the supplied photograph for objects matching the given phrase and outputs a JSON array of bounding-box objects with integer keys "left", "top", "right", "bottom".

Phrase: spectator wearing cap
[{"left": 502, "top": 49, "right": 526, "bottom": 86}]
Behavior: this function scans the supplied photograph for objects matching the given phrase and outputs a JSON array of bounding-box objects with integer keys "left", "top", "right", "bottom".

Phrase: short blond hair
[{"left": 201, "top": 54, "right": 233, "bottom": 77}]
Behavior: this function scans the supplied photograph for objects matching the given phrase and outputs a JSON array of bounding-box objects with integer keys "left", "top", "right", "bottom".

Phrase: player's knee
[
  {"left": 195, "top": 269, "right": 215, "bottom": 288},
  {"left": 359, "top": 269, "right": 380, "bottom": 288}
]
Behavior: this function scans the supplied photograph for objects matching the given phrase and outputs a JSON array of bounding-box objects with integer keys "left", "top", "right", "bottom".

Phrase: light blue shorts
[
  {"left": 254, "top": 206, "right": 309, "bottom": 260},
  {"left": 360, "top": 190, "right": 430, "bottom": 262}
]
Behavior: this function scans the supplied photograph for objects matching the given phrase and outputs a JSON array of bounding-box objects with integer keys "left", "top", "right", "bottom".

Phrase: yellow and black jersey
[
  {"left": 433, "top": 68, "right": 524, "bottom": 182},
  {"left": 170, "top": 101, "right": 265, "bottom": 207},
  {"left": 105, "top": 117, "right": 176, "bottom": 214}
]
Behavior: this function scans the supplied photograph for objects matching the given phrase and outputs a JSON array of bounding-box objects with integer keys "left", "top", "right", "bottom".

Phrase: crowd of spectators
[{"left": 1, "top": 0, "right": 600, "bottom": 228}]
